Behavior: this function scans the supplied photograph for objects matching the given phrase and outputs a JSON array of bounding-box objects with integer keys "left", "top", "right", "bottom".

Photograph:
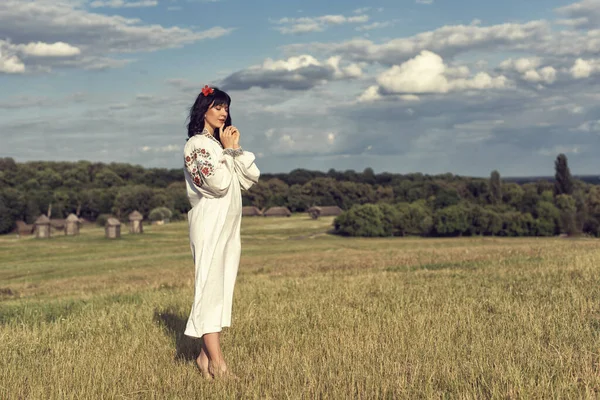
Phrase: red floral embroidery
[{"left": 184, "top": 146, "right": 214, "bottom": 187}]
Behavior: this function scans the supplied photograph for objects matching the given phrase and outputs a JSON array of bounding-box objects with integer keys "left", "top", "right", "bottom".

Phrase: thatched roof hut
[
  {"left": 242, "top": 206, "right": 262, "bottom": 216},
  {"left": 307, "top": 205, "right": 343, "bottom": 219},
  {"left": 15, "top": 221, "right": 34, "bottom": 236},
  {"left": 50, "top": 219, "right": 65, "bottom": 233},
  {"left": 128, "top": 210, "right": 144, "bottom": 234},
  {"left": 65, "top": 213, "right": 80, "bottom": 236},
  {"left": 263, "top": 206, "right": 292, "bottom": 217},
  {"left": 105, "top": 217, "right": 121, "bottom": 239},
  {"left": 34, "top": 214, "right": 51, "bottom": 238}
]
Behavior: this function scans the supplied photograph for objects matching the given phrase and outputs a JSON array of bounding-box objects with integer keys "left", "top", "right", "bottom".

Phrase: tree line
[{"left": 0, "top": 154, "right": 598, "bottom": 237}]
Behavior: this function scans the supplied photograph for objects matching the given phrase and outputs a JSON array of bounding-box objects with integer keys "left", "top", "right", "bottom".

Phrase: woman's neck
[{"left": 203, "top": 125, "right": 214, "bottom": 135}]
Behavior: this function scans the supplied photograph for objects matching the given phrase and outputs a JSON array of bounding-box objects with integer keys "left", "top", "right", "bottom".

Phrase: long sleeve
[
  {"left": 227, "top": 149, "right": 260, "bottom": 190},
  {"left": 184, "top": 137, "right": 235, "bottom": 198}
]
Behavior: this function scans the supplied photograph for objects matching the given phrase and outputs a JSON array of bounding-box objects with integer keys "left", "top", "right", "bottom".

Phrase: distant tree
[
  {"left": 555, "top": 194, "right": 577, "bottom": 235},
  {"left": 94, "top": 168, "right": 124, "bottom": 188},
  {"left": 286, "top": 184, "right": 312, "bottom": 212},
  {"left": 433, "top": 203, "right": 471, "bottom": 236},
  {"left": 502, "top": 183, "right": 524, "bottom": 209},
  {"left": 334, "top": 204, "right": 389, "bottom": 237},
  {"left": 533, "top": 201, "right": 560, "bottom": 236},
  {"left": 361, "top": 167, "right": 376, "bottom": 185},
  {"left": 554, "top": 154, "right": 574, "bottom": 196},
  {"left": 489, "top": 170, "right": 502, "bottom": 205},
  {"left": 0, "top": 198, "right": 14, "bottom": 234}
]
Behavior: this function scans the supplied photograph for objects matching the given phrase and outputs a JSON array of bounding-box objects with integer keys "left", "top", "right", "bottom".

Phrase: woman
[{"left": 182, "top": 85, "right": 260, "bottom": 379}]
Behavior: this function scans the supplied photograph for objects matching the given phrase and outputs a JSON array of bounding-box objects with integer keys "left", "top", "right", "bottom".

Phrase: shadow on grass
[{"left": 153, "top": 308, "right": 198, "bottom": 362}]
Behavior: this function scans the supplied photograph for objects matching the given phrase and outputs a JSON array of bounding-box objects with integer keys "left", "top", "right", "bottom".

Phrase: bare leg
[
  {"left": 196, "top": 338, "right": 212, "bottom": 379},
  {"left": 203, "top": 332, "right": 236, "bottom": 378}
]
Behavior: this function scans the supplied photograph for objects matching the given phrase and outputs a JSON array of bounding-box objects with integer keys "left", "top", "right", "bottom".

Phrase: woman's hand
[{"left": 220, "top": 126, "right": 240, "bottom": 149}]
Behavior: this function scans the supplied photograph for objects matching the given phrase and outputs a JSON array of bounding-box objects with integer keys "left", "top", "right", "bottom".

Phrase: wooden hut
[
  {"left": 105, "top": 217, "right": 121, "bottom": 239},
  {"left": 242, "top": 206, "right": 262, "bottom": 216},
  {"left": 50, "top": 219, "right": 65, "bottom": 232},
  {"left": 34, "top": 214, "right": 51, "bottom": 238},
  {"left": 14, "top": 221, "right": 34, "bottom": 236},
  {"left": 128, "top": 211, "right": 144, "bottom": 234},
  {"left": 65, "top": 213, "right": 80, "bottom": 236},
  {"left": 307, "top": 206, "right": 343, "bottom": 219},
  {"left": 263, "top": 206, "right": 292, "bottom": 217}
]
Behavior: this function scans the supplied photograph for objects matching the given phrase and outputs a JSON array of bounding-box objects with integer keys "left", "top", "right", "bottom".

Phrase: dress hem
[{"left": 184, "top": 325, "right": 229, "bottom": 338}]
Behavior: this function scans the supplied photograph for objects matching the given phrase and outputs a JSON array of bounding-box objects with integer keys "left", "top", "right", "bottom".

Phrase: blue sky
[{"left": 2, "top": 0, "right": 600, "bottom": 177}]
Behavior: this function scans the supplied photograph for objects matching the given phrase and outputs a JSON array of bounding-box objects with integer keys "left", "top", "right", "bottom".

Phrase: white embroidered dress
[{"left": 182, "top": 129, "right": 260, "bottom": 338}]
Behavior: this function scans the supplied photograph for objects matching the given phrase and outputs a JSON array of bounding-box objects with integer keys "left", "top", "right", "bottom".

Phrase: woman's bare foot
[
  {"left": 196, "top": 353, "right": 212, "bottom": 380},
  {"left": 208, "top": 360, "right": 238, "bottom": 380}
]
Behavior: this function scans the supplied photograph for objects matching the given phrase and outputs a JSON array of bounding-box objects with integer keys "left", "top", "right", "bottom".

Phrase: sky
[{"left": 1, "top": 0, "right": 600, "bottom": 177}]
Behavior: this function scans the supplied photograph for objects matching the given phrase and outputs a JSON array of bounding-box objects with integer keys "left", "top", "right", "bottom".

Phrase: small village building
[
  {"left": 307, "top": 206, "right": 343, "bottom": 219},
  {"left": 14, "top": 221, "right": 34, "bottom": 236},
  {"left": 65, "top": 213, "right": 80, "bottom": 236},
  {"left": 49, "top": 219, "right": 66, "bottom": 235},
  {"left": 34, "top": 214, "right": 51, "bottom": 238},
  {"left": 263, "top": 207, "right": 292, "bottom": 217},
  {"left": 242, "top": 206, "right": 262, "bottom": 216},
  {"left": 128, "top": 210, "right": 144, "bottom": 234},
  {"left": 105, "top": 217, "right": 121, "bottom": 239}
]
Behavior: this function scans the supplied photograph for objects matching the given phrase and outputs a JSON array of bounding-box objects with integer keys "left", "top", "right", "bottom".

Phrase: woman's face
[{"left": 204, "top": 102, "right": 229, "bottom": 132}]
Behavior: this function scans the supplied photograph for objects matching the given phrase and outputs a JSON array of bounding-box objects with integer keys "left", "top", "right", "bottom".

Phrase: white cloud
[
  {"left": 575, "top": 120, "right": 600, "bottom": 132},
  {"left": 371, "top": 50, "right": 508, "bottom": 96},
  {"left": 220, "top": 55, "right": 363, "bottom": 90},
  {"left": 416, "top": 0, "right": 434, "bottom": 4},
  {"left": 0, "top": 0, "right": 233, "bottom": 73},
  {"left": 0, "top": 41, "right": 24, "bottom": 73},
  {"left": 272, "top": 14, "right": 369, "bottom": 34},
  {"left": 555, "top": 0, "right": 600, "bottom": 28},
  {"left": 140, "top": 144, "right": 180, "bottom": 152},
  {"left": 90, "top": 0, "right": 158, "bottom": 8},
  {"left": 353, "top": 7, "right": 371, "bottom": 14},
  {"left": 18, "top": 41, "right": 81, "bottom": 57},
  {"left": 500, "top": 57, "right": 557, "bottom": 84},
  {"left": 283, "top": 20, "right": 549, "bottom": 65},
  {"left": 356, "top": 21, "right": 393, "bottom": 32},
  {"left": 538, "top": 145, "right": 581, "bottom": 156},
  {"left": 570, "top": 58, "right": 600, "bottom": 78}
]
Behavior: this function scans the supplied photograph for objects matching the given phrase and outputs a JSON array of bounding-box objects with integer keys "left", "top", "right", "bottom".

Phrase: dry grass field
[{"left": 2, "top": 215, "right": 600, "bottom": 399}]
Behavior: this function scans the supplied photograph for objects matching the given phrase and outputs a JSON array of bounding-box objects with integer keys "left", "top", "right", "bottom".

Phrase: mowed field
[{"left": 2, "top": 215, "right": 600, "bottom": 399}]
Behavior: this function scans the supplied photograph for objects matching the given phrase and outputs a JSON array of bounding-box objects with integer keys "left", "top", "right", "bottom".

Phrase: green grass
[{"left": 2, "top": 215, "right": 600, "bottom": 398}]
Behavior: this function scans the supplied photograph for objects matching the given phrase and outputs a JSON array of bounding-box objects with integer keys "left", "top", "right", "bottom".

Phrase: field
[{"left": 2, "top": 215, "right": 600, "bottom": 399}]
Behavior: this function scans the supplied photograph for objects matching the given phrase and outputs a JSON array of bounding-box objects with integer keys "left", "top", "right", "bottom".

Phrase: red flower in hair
[{"left": 201, "top": 85, "right": 214, "bottom": 96}]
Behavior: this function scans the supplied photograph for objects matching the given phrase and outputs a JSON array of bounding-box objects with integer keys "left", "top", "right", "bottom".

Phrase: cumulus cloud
[
  {"left": 17, "top": 41, "right": 81, "bottom": 57},
  {"left": 570, "top": 58, "right": 600, "bottom": 78},
  {"left": 0, "top": 41, "right": 24, "bottom": 73},
  {"left": 283, "top": 21, "right": 549, "bottom": 65},
  {"left": 361, "top": 51, "right": 508, "bottom": 99},
  {"left": 500, "top": 57, "right": 557, "bottom": 84},
  {"left": 220, "top": 55, "right": 363, "bottom": 91},
  {"left": 272, "top": 14, "right": 369, "bottom": 34},
  {"left": 555, "top": 0, "right": 600, "bottom": 29},
  {"left": 0, "top": 0, "right": 233, "bottom": 73}
]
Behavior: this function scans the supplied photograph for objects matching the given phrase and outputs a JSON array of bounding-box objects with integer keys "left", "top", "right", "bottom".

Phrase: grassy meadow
[{"left": 2, "top": 215, "right": 600, "bottom": 398}]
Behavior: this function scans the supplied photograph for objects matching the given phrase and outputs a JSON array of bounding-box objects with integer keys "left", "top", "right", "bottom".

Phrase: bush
[
  {"left": 334, "top": 204, "right": 390, "bottom": 237},
  {"left": 95, "top": 213, "right": 112, "bottom": 226},
  {"left": 149, "top": 207, "right": 173, "bottom": 222}
]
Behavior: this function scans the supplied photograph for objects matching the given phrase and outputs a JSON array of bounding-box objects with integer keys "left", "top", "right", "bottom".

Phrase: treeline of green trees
[
  {"left": 0, "top": 154, "right": 598, "bottom": 237},
  {"left": 334, "top": 154, "right": 600, "bottom": 237}
]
